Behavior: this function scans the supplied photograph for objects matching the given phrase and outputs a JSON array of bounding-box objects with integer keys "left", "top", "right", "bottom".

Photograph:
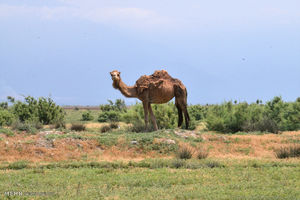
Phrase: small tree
[
  {"left": 81, "top": 110, "right": 94, "bottom": 121},
  {"left": 12, "top": 96, "right": 65, "bottom": 125}
]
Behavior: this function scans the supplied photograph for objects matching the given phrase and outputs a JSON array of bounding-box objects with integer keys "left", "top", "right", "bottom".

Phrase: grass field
[
  {"left": 0, "top": 109, "right": 300, "bottom": 199},
  {"left": 0, "top": 159, "right": 299, "bottom": 199}
]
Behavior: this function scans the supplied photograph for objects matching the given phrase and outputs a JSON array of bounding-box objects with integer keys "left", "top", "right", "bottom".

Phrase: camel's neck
[{"left": 113, "top": 79, "right": 138, "bottom": 98}]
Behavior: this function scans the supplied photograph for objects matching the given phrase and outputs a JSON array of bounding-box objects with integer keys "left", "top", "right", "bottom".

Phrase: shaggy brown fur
[{"left": 110, "top": 70, "right": 190, "bottom": 130}]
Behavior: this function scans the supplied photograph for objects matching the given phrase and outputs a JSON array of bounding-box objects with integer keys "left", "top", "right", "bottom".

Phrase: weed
[
  {"left": 109, "top": 122, "right": 119, "bottom": 129},
  {"left": 237, "top": 147, "right": 252, "bottom": 155},
  {"left": 11, "top": 121, "right": 38, "bottom": 134},
  {"left": 205, "top": 161, "right": 224, "bottom": 168},
  {"left": 196, "top": 150, "right": 209, "bottom": 159},
  {"left": 177, "top": 147, "right": 193, "bottom": 159},
  {"left": 171, "top": 159, "right": 185, "bottom": 168},
  {"left": 0, "top": 127, "right": 15, "bottom": 137},
  {"left": 71, "top": 123, "right": 86, "bottom": 131},
  {"left": 100, "top": 125, "right": 112, "bottom": 133},
  {"left": 7, "top": 160, "right": 29, "bottom": 170},
  {"left": 275, "top": 145, "right": 300, "bottom": 159}
]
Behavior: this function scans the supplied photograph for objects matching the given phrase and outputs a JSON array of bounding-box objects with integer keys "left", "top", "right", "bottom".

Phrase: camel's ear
[
  {"left": 118, "top": 72, "right": 121, "bottom": 75},
  {"left": 110, "top": 72, "right": 113, "bottom": 75}
]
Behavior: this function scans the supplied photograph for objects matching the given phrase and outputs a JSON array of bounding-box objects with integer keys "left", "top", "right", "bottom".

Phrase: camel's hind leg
[
  {"left": 175, "top": 98, "right": 183, "bottom": 127},
  {"left": 174, "top": 86, "right": 190, "bottom": 129},
  {"left": 148, "top": 103, "right": 158, "bottom": 131},
  {"left": 177, "top": 100, "right": 189, "bottom": 129}
]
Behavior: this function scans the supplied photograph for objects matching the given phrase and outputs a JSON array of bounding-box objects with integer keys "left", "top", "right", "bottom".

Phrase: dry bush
[
  {"left": 109, "top": 122, "right": 119, "bottom": 129},
  {"left": 196, "top": 150, "right": 209, "bottom": 159},
  {"left": 177, "top": 146, "right": 193, "bottom": 159},
  {"left": 275, "top": 145, "right": 300, "bottom": 159},
  {"left": 70, "top": 123, "right": 86, "bottom": 131},
  {"left": 100, "top": 125, "right": 111, "bottom": 133}
]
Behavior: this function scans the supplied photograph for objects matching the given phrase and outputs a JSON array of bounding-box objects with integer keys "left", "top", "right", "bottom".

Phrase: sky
[{"left": 0, "top": 0, "right": 300, "bottom": 105}]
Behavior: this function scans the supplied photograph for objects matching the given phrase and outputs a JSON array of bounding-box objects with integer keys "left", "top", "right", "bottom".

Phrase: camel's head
[{"left": 110, "top": 70, "right": 121, "bottom": 81}]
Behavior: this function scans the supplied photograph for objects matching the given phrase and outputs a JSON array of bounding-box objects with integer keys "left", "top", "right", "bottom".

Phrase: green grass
[
  {"left": 0, "top": 159, "right": 299, "bottom": 199},
  {"left": 0, "top": 127, "right": 14, "bottom": 137},
  {"left": 64, "top": 109, "right": 99, "bottom": 123}
]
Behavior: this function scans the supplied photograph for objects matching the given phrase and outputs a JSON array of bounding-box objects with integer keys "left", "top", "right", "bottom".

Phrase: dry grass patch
[{"left": 275, "top": 145, "right": 300, "bottom": 159}]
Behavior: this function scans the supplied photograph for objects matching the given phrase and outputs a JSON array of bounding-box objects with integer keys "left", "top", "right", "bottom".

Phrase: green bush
[
  {"left": 204, "top": 97, "right": 300, "bottom": 133},
  {"left": 81, "top": 110, "right": 94, "bottom": 121},
  {"left": 98, "top": 110, "right": 121, "bottom": 122},
  {"left": 279, "top": 101, "right": 300, "bottom": 131},
  {"left": 0, "top": 109, "right": 15, "bottom": 126},
  {"left": 188, "top": 104, "right": 208, "bottom": 121},
  {"left": 0, "top": 102, "right": 8, "bottom": 109},
  {"left": 11, "top": 120, "right": 39, "bottom": 134},
  {"left": 100, "top": 99, "right": 127, "bottom": 112},
  {"left": 12, "top": 96, "right": 65, "bottom": 125}
]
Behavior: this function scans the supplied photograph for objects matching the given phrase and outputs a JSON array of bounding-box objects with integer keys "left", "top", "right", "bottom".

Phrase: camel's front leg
[
  {"left": 142, "top": 101, "right": 149, "bottom": 131},
  {"left": 148, "top": 103, "right": 158, "bottom": 131}
]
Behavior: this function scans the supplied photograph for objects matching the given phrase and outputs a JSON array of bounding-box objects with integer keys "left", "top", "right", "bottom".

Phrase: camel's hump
[
  {"left": 152, "top": 70, "right": 172, "bottom": 79},
  {"left": 135, "top": 70, "right": 179, "bottom": 94},
  {"left": 136, "top": 70, "right": 174, "bottom": 85}
]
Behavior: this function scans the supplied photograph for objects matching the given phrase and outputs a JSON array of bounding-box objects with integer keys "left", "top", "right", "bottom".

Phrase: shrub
[
  {"left": 0, "top": 109, "right": 15, "bottom": 126},
  {"left": 129, "top": 121, "right": 149, "bottom": 132},
  {"left": 100, "top": 125, "right": 111, "bottom": 133},
  {"left": 242, "top": 116, "right": 278, "bottom": 133},
  {"left": 109, "top": 122, "right": 119, "bottom": 129},
  {"left": 275, "top": 145, "right": 300, "bottom": 159},
  {"left": 177, "top": 146, "right": 193, "bottom": 159},
  {"left": 70, "top": 123, "right": 86, "bottom": 131},
  {"left": 204, "top": 97, "right": 300, "bottom": 134},
  {"left": 98, "top": 110, "right": 121, "bottom": 122},
  {"left": 37, "top": 97, "right": 65, "bottom": 124},
  {"left": 12, "top": 96, "right": 65, "bottom": 125},
  {"left": 81, "top": 110, "right": 94, "bottom": 121},
  {"left": 279, "top": 101, "right": 300, "bottom": 131},
  {"left": 100, "top": 99, "right": 127, "bottom": 112},
  {"left": 0, "top": 102, "right": 8, "bottom": 109},
  {"left": 11, "top": 120, "right": 38, "bottom": 134},
  {"left": 196, "top": 150, "right": 209, "bottom": 159},
  {"left": 54, "top": 121, "right": 66, "bottom": 129},
  {"left": 205, "top": 161, "right": 224, "bottom": 168},
  {"left": 171, "top": 159, "right": 185, "bottom": 168},
  {"left": 188, "top": 104, "right": 208, "bottom": 121}
]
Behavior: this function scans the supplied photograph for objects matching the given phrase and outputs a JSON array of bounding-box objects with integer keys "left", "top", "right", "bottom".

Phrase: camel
[{"left": 110, "top": 69, "right": 190, "bottom": 131}]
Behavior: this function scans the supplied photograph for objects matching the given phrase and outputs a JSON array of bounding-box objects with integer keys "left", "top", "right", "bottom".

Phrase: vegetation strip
[{"left": 1, "top": 159, "right": 299, "bottom": 171}]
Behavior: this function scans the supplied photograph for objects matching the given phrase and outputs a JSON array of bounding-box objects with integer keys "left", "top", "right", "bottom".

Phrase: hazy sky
[{"left": 1, "top": 0, "right": 300, "bottom": 105}]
